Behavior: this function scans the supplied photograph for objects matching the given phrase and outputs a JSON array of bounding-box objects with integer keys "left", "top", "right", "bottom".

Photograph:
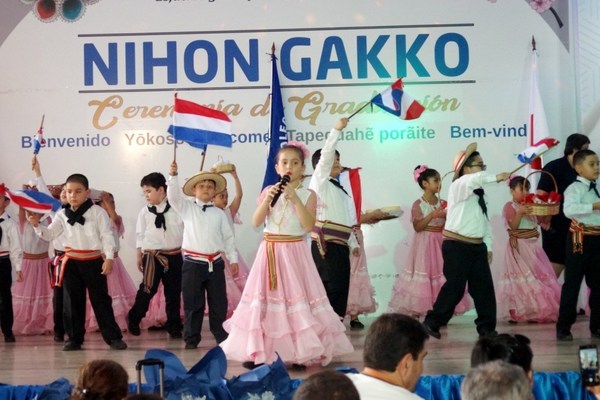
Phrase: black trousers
[
  {"left": 311, "top": 241, "right": 350, "bottom": 318},
  {"left": 0, "top": 257, "right": 14, "bottom": 337},
  {"left": 53, "top": 286, "right": 64, "bottom": 336},
  {"left": 62, "top": 257, "right": 122, "bottom": 345},
  {"left": 182, "top": 258, "right": 228, "bottom": 345},
  {"left": 128, "top": 252, "right": 183, "bottom": 334},
  {"left": 557, "top": 234, "right": 600, "bottom": 333},
  {"left": 424, "top": 240, "right": 496, "bottom": 335}
]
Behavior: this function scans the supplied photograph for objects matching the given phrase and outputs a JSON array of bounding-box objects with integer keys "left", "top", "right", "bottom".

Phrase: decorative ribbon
[
  {"left": 569, "top": 220, "right": 600, "bottom": 254},
  {"left": 310, "top": 220, "right": 353, "bottom": 257},
  {"left": 142, "top": 248, "right": 181, "bottom": 293},
  {"left": 264, "top": 234, "right": 303, "bottom": 290}
]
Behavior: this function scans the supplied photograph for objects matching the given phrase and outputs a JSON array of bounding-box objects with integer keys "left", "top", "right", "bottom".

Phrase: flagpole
[
  {"left": 33, "top": 114, "right": 45, "bottom": 169},
  {"left": 507, "top": 144, "right": 558, "bottom": 176},
  {"left": 200, "top": 147, "right": 207, "bottom": 171},
  {"left": 347, "top": 101, "right": 372, "bottom": 121},
  {"left": 173, "top": 93, "right": 178, "bottom": 162}
]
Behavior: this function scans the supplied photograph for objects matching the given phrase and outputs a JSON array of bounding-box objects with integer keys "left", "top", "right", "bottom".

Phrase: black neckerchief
[
  {"left": 329, "top": 178, "right": 349, "bottom": 196},
  {"left": 473, "top": 188, "right": 488, "bottom": 219},
  {"left": 148, "top": 201, "right": 171, "bottom": 230},
  {"left": 64, "top": 199, "right": 94, "bottom": 226}
]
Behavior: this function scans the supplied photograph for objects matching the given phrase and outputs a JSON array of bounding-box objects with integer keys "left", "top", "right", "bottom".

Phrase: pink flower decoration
[
  {"left": 286, "top": 141, "right": 310, "bottom": 159},
  {"left": 529, "top": 0, "right": 553, "bottom": 13},
  {"left": 413, "top": 165, "right": 428, "bottom": 183}
]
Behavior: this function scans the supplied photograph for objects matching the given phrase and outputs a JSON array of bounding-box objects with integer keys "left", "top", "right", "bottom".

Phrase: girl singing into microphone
[{"left": 220, "top": 141, "right": 353, "bottom": 370}]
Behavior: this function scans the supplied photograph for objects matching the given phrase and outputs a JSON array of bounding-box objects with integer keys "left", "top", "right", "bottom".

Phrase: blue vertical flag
[{"left": 261, "top": 48, "right": 288, "bottom": 189}]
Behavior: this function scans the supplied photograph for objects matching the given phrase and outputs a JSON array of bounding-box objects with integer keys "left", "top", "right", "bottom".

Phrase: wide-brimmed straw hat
[
  {"left": 183, "top": 171, "right": 226, "bottom": 196},
  {"left": 452, "top": 142, "right": 478, "bottom": 182}
]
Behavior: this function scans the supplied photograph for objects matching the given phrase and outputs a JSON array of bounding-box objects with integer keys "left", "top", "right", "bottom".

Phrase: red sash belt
[
  {"left": 54, "top": 248, "right": 102, "bottom": 287},
  {"left": 184, "top": 249, "right": 221, "bottom": 272}
]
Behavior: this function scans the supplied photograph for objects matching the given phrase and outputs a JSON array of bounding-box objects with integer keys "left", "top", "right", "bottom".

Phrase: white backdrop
[{"left": 0, "top": 0, "right": 580, "bottom": 315}]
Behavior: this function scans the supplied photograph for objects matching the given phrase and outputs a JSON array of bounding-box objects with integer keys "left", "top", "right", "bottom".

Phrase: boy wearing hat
[
  {"left": 168, "top": 161, "right": 239, "bottom": 349},
  {"left": 0, "top": 191, "right": 22, "bottom": 343},
  {"left": 422, "top": 143, "right": 510, "bottom": 340}
]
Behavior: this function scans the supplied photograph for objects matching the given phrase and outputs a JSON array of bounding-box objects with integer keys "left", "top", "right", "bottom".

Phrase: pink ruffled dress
[
  {"left": 220, "top": 185, "right": 353, "bottom": 365},
  {"left": 346, "top": 228, "right": 378, "bottom": 317},
  {"left": 495, "top": 202, "right": 561, "bottom": 322},
  {"left": 388, "top": 197, "right": 472, "bottom": 317},
  {"left": 12, "top": 220, "right": 54, "bottom": 335}
]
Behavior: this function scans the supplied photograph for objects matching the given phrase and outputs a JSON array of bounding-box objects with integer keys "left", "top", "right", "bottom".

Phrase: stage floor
[{"left": 1, "top": 314, "right": 595, "bottom": 386}]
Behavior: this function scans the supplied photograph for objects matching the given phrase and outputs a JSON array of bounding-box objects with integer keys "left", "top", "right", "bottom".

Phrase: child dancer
[
  {"left": 389, "top": 165, "right": 471, "bottom": 318},
  {"left": 167, "top": 164, "right": 238, "bottom": 349},
  {"left": 496, "top": 176, "right": 560, "bottom": 323},
  {"left": 211, "top": 164, "right": 249, "bottom": 317},
  {"left": 0, "top": 189, "right": 23, "bottom": 343},
  {"left": 28, "top": 173, "right": 127, "bottom": 351},
  {"left": 86, "top": 192, "right": 137, "bottom": 331},
  {"left": 423, "top": 143, "right": 510, "bottom": 339},
  {"left": 12, "top": 177, "right": 54, "bottom": 336},
  {"left": 128, "top": 172, "right": 184, "bottom": 338},
  {"left": 220, "top": 141, "right": 353, "bottom": 369}
]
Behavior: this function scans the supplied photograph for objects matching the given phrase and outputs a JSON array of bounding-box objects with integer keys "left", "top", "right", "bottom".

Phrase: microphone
[{"left": 270, "top": 172, "right": 292, "bottom": 207}]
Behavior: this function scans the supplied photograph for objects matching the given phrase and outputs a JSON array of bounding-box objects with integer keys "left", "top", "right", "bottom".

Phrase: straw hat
[
  {"left": 182, "top": 171, "right": 226, "bottom": 196},
  {"left": 452, "top": 142, "right": 478, "bottom": 182}
]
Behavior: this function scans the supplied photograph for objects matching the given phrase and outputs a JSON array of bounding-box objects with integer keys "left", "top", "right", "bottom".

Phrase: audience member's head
[
  {"left": 470, "top": 333, "right": 533, "bottom": 384},
  {"left": 461, "top": 360, "right": 533, "bottom": 400},
  {"left": 293, "top": 370, "right": 360, "bottom": 400},
  {"left": 362, "top": 313, "right": 428, "bottom": 391},
  {"left": 71, "top": 359, "right": 129, "bottom": 400}
]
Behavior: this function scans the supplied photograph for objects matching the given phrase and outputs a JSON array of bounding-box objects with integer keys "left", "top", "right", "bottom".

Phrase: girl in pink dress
[
  {"left": 496, "top": 175, "right": 561, "bottom": 323},
  {"left": 388, "top": 165, "right": 472, "bottom": 317},
  {"left": 12, "top": 200, "right": 54, "bottom": 335},
  {"left": 86, "top": 192, "right": 137, "bottom": 331},
  {"left": 211, "top": 164, "right": 249, "bottom": 318},
  {"left": 220, "top": 142, "right": 353, "bottom": 369}
]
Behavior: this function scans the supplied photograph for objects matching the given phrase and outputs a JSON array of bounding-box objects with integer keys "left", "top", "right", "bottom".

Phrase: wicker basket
[{"left": 524, "top": 170, "right": 559, "bottom": 216}]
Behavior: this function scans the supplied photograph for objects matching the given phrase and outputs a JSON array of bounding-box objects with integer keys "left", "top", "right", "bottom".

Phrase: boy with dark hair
[
  {"left": 348, "top": 313, "right": 428, "bottom": 399},
  {"left": 127, "top": 172, "right": 184, "bottom": 339},
  {"left": 537, "top": 133, "right": 590, "bottom": 278},
  {"left": 0, "top": 191, "right": 22, "bottom": 343},
  {"left": 556, "top": 149, "right": 600, "bottom": 341},
  {"left": 309, "top": 118, "right": 359, "bottom": 320},
  {"left": 422, "top": 143, "right": 510, "bottom": 340},
  {"left": 28, "top": 173, "right": 126, "bottom": 351}
]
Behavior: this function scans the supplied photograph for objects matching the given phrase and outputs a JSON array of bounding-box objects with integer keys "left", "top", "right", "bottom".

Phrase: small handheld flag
[
  {"left": 167, "top": 96, "right": 232, "bottom": 150},
  {"left": 33, "top": 114, "right": 46, "bottom": 155},
  {"left": 370, "top": 78, "right": 425, "bottom": 120},
  {"left": 0, "top": 184, "right": 61, "bottom": 214},
  {"left": 517, "top": 138, "right": 559, "bottom": 164}
]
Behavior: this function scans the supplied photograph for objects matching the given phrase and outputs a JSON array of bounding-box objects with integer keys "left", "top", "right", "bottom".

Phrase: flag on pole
[
  {"left": 167, "top": 96, "right": 232, "bottom": 150},
  {"left": 261, "top": 47, "right": 288, "bottom": 189},
  {"left": 33, "top": 115, "right": 45, "bottom": 155},
  {"left": 370, "top": 78, "right": 425, "bottom": 120},
  {"left": 339, "top": 167, "right": 362, "bottom": 223},
  {"left": 0, "top": 184, "right": 61, "bottom": 214},
  {"left": 517, "top": 137, "right": 559, "bottom": 164},
  {"left": 528, "top": 41, "right": 551, "bottom": 171}
]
